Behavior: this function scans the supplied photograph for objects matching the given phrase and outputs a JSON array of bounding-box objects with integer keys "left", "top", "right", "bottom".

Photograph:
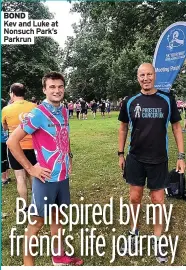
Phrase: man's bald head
[
  {"left": 137, "top": 63, "right": 156, "bottom": 93},
  {"left": 10, "top": 83, "right": 26, "bottom": 97},
  {"left": 137, "top": 63, "right": 155, "bottom": 75}
]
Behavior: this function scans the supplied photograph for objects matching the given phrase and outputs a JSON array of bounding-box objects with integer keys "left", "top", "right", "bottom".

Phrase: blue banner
[{"left": 153, "top": 22, "right": 186, "bottom": 93}]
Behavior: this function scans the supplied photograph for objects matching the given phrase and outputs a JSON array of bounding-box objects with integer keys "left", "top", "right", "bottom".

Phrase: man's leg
[
  {"left": 150, "top": 189, "right": 165, "bottom": 237},
  {"left": 146, "top": 161, "right": 169, "bottom": 263},
  {"left": 50, "top": 210, "right": 65, "bottom": 256},
  {"left": 23, "top": 216, "right": 44, "bottom": 266},
  {"left": 14, "top": 169, "right": 28, "bottom": 205},
  {"left": 129, "top": 185, "right": 144, "bottom": 231},
  {"left": 184, "top": 119, "right": 186, "bottom": 130},
  {"left": 1, "top": 143, "right": 9, "bottom": 184},
  {"left": 125, "top": 154, "right": 146, "bottom": 232}
]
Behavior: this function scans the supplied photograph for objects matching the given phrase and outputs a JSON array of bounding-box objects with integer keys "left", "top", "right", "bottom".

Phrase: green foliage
[
  {"left": 1, "top": 1, "right": 63, "bottom": 101},
  {"left": 64, "top": 1, "right": 186, "bottom": 100}
]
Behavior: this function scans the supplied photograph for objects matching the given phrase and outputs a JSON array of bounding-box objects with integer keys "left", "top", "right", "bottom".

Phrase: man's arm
[
  {"left": 119, "top": 122, "right": 129, "bottom": 152},
  {"left": 68, "top": 138, "right": 72, "bottom": 174},
  {"left": 172, "top": 121, "right": 185, "bottom": 173},
  {"left": 2, "top": 121, "right": 8, "bottom": 131},
  {"left": 118, "top": 122, "right": 129, "bottom": 169},
  {"left": 7, "top": 126, "right": 51, "bottom": 182},
  {"left": 2, "top": 107, "right": 8, "bottom": 130}
]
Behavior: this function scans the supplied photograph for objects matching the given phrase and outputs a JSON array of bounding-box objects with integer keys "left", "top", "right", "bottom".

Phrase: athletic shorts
[
  {"left": 30, "top": 177, "right": 71, "bottom": 217},
  {"left": 8, "top": 148, "right": 37, "bottom": 170},
  {"left": 101, "top": 109, "right": 105, "bottom": 113},
  {"left": 1, "top": 143, "right": 9, "bottom": 173},
  {"left": 125, "top": 154, "right": 169, "bottom": 190},
  {"left": 81, "top": 109, "right": 86, "bottom": 114}
]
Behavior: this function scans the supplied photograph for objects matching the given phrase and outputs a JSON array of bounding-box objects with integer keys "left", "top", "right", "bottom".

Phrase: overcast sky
[{"left": 44, "top": 1, "right": 81, "bottom": 48}]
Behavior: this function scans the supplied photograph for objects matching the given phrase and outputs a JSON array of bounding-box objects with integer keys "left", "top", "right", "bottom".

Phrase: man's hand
[
  {"left": 68, "top": 157, "right": 72, "bottom": 174},
  {"left": 119, "top": 155, "right": 125, "bottom": 170},
  {"left": 176, "top": 159, "right": 185, "bottom": 173},
  {"left": 29, "top": 164, "right": 51, "bottom": 183}
]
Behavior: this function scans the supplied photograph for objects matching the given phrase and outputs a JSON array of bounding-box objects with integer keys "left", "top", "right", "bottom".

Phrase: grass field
[{"left": 2, "top": 111, "right": 186, "bottom": 266}]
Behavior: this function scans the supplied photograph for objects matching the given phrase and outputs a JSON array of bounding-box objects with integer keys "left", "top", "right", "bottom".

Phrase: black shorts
[
  {"left": 81, "top": 109, "right": 86, "bottom": 114},
  {"left": 125, "top": 154, "right": 169, "bottom": 190},
  {"left": 1, "top": 143, "right": 9, "bottom": 173},
  {"left": 8, "top": 148, "right": 37, "bottom": 170}
]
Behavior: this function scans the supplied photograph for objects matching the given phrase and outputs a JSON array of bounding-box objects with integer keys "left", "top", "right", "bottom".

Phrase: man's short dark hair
[
  {"left": 42, "top": 72, "right": 65, "bottom": 88},
  {"left": 10, "top": 83, "right": 26, "bottom": 97}
]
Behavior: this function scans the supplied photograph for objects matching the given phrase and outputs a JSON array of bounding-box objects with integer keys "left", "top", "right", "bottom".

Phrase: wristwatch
[
  {"left": 69, "top": 152, "right": 73, "bottom": 158},
  {"left": 118, "top": 151, "right": 124, "bottom": 156}
]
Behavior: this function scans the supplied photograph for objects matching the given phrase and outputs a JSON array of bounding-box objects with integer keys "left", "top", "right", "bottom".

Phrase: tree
[
  {"left": 2, "top": 1, "right": 63, "bottom": 100},
  {"left": 63, "top": 1, "right": 186, "bottom": 100}
]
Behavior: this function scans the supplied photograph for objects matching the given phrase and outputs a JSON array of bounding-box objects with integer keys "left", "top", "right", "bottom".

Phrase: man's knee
[
  {"left": 129, "top": 186, "right": 143, "bottom": 204},
  {"left": 150, "top": 190, "right": 164, "bottom": 204},
  {"left": 27, "top": 217, "right": 44, "bottom": 234},
  {"left": 130, "top": 192, "right": 142, "bottom": 204}
]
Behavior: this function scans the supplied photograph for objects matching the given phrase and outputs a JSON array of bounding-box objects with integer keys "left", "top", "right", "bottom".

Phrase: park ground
[{"left": 2, "top": 111, "right": 186, "bottom": 266}]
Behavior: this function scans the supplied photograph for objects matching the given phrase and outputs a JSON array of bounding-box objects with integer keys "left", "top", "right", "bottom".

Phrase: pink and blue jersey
[{"left": 21, "top": 101, "right": 70, "bottom": 182}]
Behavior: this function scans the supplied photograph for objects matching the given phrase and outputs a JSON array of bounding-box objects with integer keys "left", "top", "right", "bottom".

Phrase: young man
[
  {"left": 100, "top": 99, "right": 106, "bottom": 118},
  {"left": 118, "top": 63, "right": 185, "bottom": 263},
  {"left": 91, "top": 100, "right": 97, "bottom": 119},
  {"left": 2, "top": 83, "right": 37, "bottom": 211},
  {"left": 106, "top": 99, "right": 111, "bottom": 118},
  {"left": 7, "top": 72, "right": 83, "bottom": 266},
  {"left": 79, "top": 98, "right": 86, "bottom": 120}
]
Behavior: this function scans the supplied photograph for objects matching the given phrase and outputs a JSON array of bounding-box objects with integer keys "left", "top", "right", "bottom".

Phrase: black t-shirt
[
  {"left": 91, "top": 102, "right": 97, "bottom": 110},
  {"left": 100, "top": 101, "right": 105, "bottom": 110},
  {"left": 80, "top": 100, "right": 86, "bottom": 109},
  {"left": 118, "top": 90, "right": 181, "bottom": 164}
]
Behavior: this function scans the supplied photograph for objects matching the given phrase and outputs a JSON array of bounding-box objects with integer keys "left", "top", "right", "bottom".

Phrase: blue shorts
[{"left": 30, "top": 178, "right": 71, "bottom": 217}]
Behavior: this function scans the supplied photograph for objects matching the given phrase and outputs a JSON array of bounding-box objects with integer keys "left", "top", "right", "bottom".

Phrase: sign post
[{"left": 153, "top": 22, "right": 186, "bottom": 93}]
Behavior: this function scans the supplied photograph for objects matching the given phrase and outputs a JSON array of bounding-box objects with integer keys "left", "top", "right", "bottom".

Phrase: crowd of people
[
  {"left": 62, "top": 98, "right": 112, "bottom": 119},
  {"left": 26, "top": 97, "right": 113, "bottom": 120},
  {"left": 1, "top": 64, "right": 185, "bottom": 266},
  {"left": 176, "top": 99, "right": 186, "bottom": 132}
]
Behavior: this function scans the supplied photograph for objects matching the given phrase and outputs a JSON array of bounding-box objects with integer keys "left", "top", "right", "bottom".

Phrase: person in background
[
  {"left": 68, "top": 101, "right": 74, "bottom": 118},
  {"left": 100, "top": 99, "right": 106, "bottom": 118},
  {"left": 75, "top": 100, "right": 81, "bottom": 120},
  {"left": 176, "top": 99, "right": 184, "bottom": 115},
  {"left": 1, "top": 99, "right": 11, "bottom": 186},
  {"left": 2, "top": 83, "right": 37, "bottom": 212},
  {"left": 31, "top": 97, "right": 37, "bottom": 104},
  {"left": 91, "top": 100, "right": 97, "bottom": 119},
  {"left": 84, "top": 102, "right": 88, "bottom": 120},
  {"left": 106, "top": 99, "right": 111, "bottom": 118},
  {"left": 80, "top": 98, "right": 86, "bottom": 120},
  {"left": 182, "top": 102, "right": 186, "bottom": 132}
]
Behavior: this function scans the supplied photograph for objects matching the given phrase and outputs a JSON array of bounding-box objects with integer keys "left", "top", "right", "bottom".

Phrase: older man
[{"left": 118, "top": 63, "right": 185, "bottom": 263}]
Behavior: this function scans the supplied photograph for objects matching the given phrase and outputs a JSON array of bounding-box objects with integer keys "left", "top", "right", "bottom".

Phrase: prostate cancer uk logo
[{"left": 167, "top": 29, "right": 185, "bottom": 51}]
